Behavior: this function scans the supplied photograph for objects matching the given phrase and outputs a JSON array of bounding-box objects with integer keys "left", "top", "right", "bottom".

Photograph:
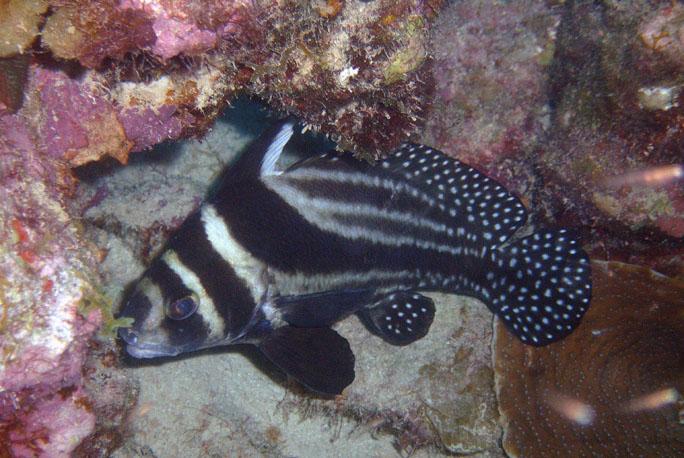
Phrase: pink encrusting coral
[
  {"left": 0, "top": 114, "right": 104, "bottom": 455},
  {"left": 425, "top": 0, "right": 557, "bottom": 168},
  {"left": 34, "top": 0, "right": 440, "bottom": 159},
  {"left": 119, "top": 0, "right": 253, "bottom": 60},
  {"left": 420, "top": 0, "right": 560, "bottom": 209},
  {"left": 7, "top": 387, "right": 96, "bottom": 458},
  {"left": 29, "top": 64, "right": 202, "bottom": 165},
  {"left": 36, "top": 66, "right": 133, "bottom": 165},
  {"left": 423, "top": 0, "right": 683, "bottom": 276}
]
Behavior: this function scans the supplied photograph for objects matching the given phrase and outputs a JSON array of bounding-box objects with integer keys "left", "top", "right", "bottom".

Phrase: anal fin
[
  {"left": 358, "top": 292, "right": 435, "bottom": 346},
  {"left": 258, "top": 326, "right": 355, "bottom": 395}
]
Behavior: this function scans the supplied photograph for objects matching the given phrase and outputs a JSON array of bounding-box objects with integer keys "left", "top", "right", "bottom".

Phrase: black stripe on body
[
  {"left": 286, "top": 156, "right": 449, "bottom": 227},
  {"left": 167, "top": 211, "right": 256, "bottom": 336},
  {"left": 210, "top": 179, "right": 487, "bottom": 295},
  {"left": 146, "top": 258, "right": 210, "bottom": 346},
  {"left": 280, "top": 175, "right": 448, "bottom": 231}
]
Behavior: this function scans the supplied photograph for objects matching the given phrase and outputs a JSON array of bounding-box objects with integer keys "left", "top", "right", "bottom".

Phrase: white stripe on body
[
  {"left": 271, "top": 268, "right": 419, "bottom": 296},
  {"left": 201, "top": 205, "right": 267, "bottom": 302},
  {"left": 263, "top": 176, "right": 479, "bottom": 257}
]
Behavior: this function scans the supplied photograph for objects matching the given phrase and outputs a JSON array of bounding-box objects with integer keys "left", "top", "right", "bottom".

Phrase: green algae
[
  {"left": 77, "top": 282, "right": 132, "bottom": 338},
  {"left": 383, "top": 15, "right": 427, "bottom": 84}
]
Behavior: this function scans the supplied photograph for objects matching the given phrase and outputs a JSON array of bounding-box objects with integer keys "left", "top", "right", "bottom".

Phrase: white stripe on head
[
  {"left": 161, "top": 250, "right": 225, "bottom": 340},
  {"left": 201, "top": 205, "right": 266, "bottom": 301}
]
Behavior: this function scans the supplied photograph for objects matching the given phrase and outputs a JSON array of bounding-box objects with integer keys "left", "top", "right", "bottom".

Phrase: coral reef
[
  {"left": 31, "top": 65, "right": 201, "bottom": 166},
  {"left": 73, "top": 341, "right": 139, "bottom": 457},
  {"left": 0, "top": 54, "right": 30, "bottom": 113},
  {"left": 495, "top": 261, "right": 684, "bottom": 456},
  {"left": 423, "top": 0, "right": 683, "bottom": 275},
  {"left": 0, "top": 114, "right": 100, "bottom": 455},
  {"left": 18, "top": 0, "right": 441, "bottom": 161},
  {"left": 423, "top": 0, "right": 558, "bottom": 194},
  {"left": 0, "top": 0, "right": 47, "bottom": 57}
]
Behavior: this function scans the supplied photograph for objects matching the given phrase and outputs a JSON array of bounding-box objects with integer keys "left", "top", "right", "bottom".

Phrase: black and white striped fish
[{"left": 118, "top": 120, "right": 592, "bottom": 395}]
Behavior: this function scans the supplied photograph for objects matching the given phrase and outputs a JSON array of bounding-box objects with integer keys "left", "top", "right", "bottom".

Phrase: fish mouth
[{"left": 118, "top": 327, "right": 181, "bottom": 359}]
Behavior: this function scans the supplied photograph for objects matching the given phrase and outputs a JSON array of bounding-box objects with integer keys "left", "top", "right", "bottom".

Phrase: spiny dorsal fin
[
  {"left": 358, "top": 291, "right": 435, "bottom": 346},
  {"left": 224, "top": 119, "right": 295, "bottom": 183}
]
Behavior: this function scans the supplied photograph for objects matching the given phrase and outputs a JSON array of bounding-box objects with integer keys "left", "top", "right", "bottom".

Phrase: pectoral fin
[
  {"left": 275, "top": 289, "right": 376, "bottom": 327},
  {"left": 358, "top": 291, "right": 435, "bottom": 346},
  {"left": 258, "top": 326, "right": 355, "bottom": 395}
]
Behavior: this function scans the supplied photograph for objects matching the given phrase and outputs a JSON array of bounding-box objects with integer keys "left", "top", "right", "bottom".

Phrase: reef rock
[
  {"left": 0, "top": 113, "right": 138, "bottom": 456},
  {"left": 424, "top": 0, "right": 558, "bottom": 195},
  {"left": 540, "top": 0, "right": 684, "bottom": 274},
  {"left": 422, "top": 0, "right": 683, "bottom": 275},
  {"left": 0, "top": 114, "right": 101, "bottom": 455},
  {"left": 6, "top": 0, "right": 444, "bottom": 162}
]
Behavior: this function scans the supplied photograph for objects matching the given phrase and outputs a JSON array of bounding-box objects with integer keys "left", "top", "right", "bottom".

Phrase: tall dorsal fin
[{"left": 225, "top": 119, "right": 295, "bottom": 183}]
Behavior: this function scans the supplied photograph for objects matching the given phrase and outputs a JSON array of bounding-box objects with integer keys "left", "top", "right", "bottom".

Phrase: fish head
[{"left": 117, "top": 253, "right": 233, "bottom": 359}]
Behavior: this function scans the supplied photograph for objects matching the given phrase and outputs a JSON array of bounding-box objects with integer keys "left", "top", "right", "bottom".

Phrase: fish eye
[{"left": 165, "top": 295, "right": 199, "bottom": 321}]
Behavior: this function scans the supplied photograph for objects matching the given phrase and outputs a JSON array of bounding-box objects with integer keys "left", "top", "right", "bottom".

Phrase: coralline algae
[
  {"left": 15, "top": 0, "right": 440, "bottom": 159},
  {"left": 0, "top": 114, "right": 101, "bottom": 456}
]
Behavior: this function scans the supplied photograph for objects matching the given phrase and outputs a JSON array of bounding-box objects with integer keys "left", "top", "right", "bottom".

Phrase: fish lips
[{"left": 118, "top": 327, "right": 182, "bottom": 358}]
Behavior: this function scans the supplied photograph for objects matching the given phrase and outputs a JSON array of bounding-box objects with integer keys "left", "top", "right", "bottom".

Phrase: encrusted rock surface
[
  {"left": 5, "top": 0, "right": 442, "bottom": 162},
  {"left": 540, "top": 1, "right": 684, "bottom": 274},
  {"left": 424, "top": 0, "right": 684, "bottom": 275},
  {"left": 0, "top": 114, "right": 107, "bottom": 456}
]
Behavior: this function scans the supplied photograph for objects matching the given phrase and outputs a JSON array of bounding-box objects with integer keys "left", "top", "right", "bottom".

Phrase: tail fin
[{"left": 483, "top": 228, "right": 591, "bottom": 346}]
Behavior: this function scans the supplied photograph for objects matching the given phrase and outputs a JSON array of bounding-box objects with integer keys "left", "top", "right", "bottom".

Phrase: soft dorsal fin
[
  {"left": 379, "top": 143, "right": 528, "bottom": 246},
  {"left": 224, "top": 119, "right": 295, "bottom": 183}
]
